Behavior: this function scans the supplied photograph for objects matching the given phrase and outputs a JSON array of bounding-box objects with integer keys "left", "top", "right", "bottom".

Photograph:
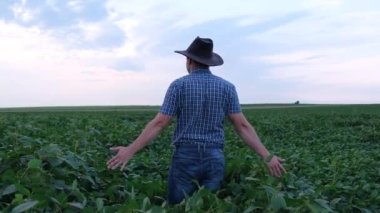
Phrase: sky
[{"left": 0, "top": 0, "right": 380, "bottom": 107}]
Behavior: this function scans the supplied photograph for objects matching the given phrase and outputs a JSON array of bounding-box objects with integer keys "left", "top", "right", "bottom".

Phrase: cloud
[
  {"left": 304, "top": 0, "right": 344, "bottom": 8},
  {"left": 61, "top": 21, "right": 126, "bottom": 49},
  {"left": 1, "top": 0, "right": 380, "bottom": 106},
  {"left": 248, "top": 9, "right": 380, "bottom": 52},
  {"left": 11, "top": 1, "right": 37, "bottom": 23},
  {"left": 0, "top": 0, "right": 121, "bottom": 50},
  {"left": 67, "top": 0, "right": 84, "bottom": 13},
  {"left": 2, "top": 0, "right": 108, "bottom": 27},
  {"left": 111, "top": 58, "right": 144, "bottom": 72},
  {"left": 245, "top": 7, "right": 380, "bottom": 86},
  {"left": 0, "top": 16, "right": 183, "bottom": 107},
  {"left": 263, "top": 53, "right": 380, "bottom": 86},
  {"left": 0, "top": 20, "right": 121, "bottom": 106}
]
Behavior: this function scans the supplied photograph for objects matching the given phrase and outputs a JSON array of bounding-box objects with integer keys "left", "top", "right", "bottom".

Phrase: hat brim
[{"left": 174, "top": 50, "right": 224, "bottom": 66}]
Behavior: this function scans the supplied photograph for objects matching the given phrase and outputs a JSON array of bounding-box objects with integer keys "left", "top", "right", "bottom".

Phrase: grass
[{"left": 0, "top": 104, "right": 379, "bottom": 212}]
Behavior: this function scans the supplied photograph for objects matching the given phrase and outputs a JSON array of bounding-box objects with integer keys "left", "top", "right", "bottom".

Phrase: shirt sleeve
[
  {"left": 227, "top": 85, "right": 241, "bottom": 114},
  {"left": 160, "top": 81, "right": 180, "bottom": 116}
]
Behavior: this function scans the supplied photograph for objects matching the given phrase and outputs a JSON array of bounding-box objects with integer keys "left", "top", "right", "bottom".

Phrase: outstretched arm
[
  {"left": 107, "top": 113, "right": 172, "bottom": 171},
  {"left": 228, "top": 112, "right": 286, "bottom": 177}
]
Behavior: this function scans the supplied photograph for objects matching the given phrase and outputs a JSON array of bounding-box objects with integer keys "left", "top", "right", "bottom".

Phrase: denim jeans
[{"left": 167, "top": 143, "right": 225, "bottom": 204}]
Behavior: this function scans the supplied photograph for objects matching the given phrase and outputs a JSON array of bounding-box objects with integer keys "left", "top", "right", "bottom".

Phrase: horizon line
[{"left": 1, "top": 103, "right": 380, "bottom": 111}]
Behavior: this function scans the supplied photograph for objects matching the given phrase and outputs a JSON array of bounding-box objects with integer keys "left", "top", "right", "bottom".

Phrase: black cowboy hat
[{"left": 175, "top": 36, "right": 223, "bottom": 66}]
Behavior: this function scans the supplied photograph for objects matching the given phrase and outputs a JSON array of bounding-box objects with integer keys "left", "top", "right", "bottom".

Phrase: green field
[{"left": 0, "top": 105, "right": 379, "bottom": 212}]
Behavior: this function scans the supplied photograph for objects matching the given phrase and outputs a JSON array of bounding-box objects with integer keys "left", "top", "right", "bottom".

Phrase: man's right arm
[
  {"left": 107, "top": 113, "right": 172, "bottom": 171},
  {"left": 228, "top": 112, "right": 286, "bottom": 177}
]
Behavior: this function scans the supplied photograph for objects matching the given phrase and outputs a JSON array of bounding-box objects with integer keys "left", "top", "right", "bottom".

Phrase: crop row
[{"left": 0, "top": 105, "right": 379, "bottom": 212}]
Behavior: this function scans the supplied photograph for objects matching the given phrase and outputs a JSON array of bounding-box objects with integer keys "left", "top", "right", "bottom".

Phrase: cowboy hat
[{"left": 175, "top": 36, "right": 223, "bottom": 66}]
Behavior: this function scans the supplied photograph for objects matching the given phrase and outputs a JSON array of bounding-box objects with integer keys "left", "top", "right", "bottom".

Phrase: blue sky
[{"left": 0, "top": 0, "right": 379, "bottom": 107}]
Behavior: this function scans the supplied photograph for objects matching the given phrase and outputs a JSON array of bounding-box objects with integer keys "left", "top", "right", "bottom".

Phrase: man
[{"left": 107, "top": 36, "right": 286, "bottom": 204}]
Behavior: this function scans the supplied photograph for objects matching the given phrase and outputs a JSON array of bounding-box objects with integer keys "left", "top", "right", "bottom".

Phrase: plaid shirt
[{"left": 160, "top": 69, "right": 241, "bottom": 145}]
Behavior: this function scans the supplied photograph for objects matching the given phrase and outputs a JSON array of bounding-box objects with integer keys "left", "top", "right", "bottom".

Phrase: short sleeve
[
  {"left": 227, "top": 85, "right": 241, "bottom": 114},
  {"left": 160, "top": 81, "right": 180, "bottom": 116}
]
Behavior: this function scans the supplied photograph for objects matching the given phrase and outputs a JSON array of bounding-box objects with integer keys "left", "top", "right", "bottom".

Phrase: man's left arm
[{"left": 107, "top": 113, "right": 172, "bottom": 170}]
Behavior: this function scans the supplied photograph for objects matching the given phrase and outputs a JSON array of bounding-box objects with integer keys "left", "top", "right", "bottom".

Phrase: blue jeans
[{"left": 167, "top": 143, "right": 225, "bottom": 204}]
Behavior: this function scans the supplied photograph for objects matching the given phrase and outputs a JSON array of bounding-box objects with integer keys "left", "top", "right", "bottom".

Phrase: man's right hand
[
  {"left": 106, "top": 146, "right": 135, "bottom": 171},
  {"left": 266, "top": 156, "right": 286, "bottom": 177}
]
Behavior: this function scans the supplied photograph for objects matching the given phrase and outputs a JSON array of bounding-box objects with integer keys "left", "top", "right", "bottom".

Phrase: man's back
[{"left": 160, "top": 69, "right": 241, "bottom": 144}]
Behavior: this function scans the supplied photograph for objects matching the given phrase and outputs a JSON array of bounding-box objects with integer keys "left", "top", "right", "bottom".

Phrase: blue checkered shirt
[{"left": 160, "top": 69, "right": 241, "bottom": 145}]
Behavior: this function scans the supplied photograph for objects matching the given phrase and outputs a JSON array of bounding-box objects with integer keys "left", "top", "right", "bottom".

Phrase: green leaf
[
  {"left": 50, "top": 197, "right": 61, "bottom": 205},
  {"left": 2, "top": 184, "right": 17, "bottom": 196},
  {"left": 68, "top": 202, "right": 84, "bottom": 209},
  {"left": 314, "top": 199, "right": 333, "bottom": 212},
  {"left": 96, "top": 198, "right": 104, "bottom": 211},
  {"left": 147, "top": 206, "right": 166, "bottom": 213},
  {"left": 245, "top": 176, "right": 260, "bottom": 181},
  {"left": 270, "top": 194, "right": 286, "bottom": 210},
  {"left": 12, "top": 194, "right": 24, "bottom": 205},
  {"left": 27, "top": 159, "right": 42, "bottom": 170},
  {"left": 61, "top": 152, "right": 80, "bottom": 170},
  {"left": 47, "top": 157, "right": 63, "bottom": 167},
  {"left": 305, "top": 200, "right": 326, "bottom": 213},
  {"left": 50, "top": 193, "right": 67, "bottom": 206},
  {"left": 353, "top": 206, "right": 372, "bottom": 213},
  {"left": 330, "top": 198, "right": 342, "bottom": 206},
  {"left": 127, "top": 186, "right": 136, "bottom": 199},
  {"left": 262, "top": 185, "right": 277, "bottom": 196},
  {"left": 243, "top": 206, "right": 262, "bottom": 213},
  {"left": 142, "top": 197, "right": 151, "bottom": 211},
  {"left": 2, "top": 169, "right": 16, "bottom": 182},
  {"left": 52, "top": 180, "right": 67, "bottom": 190},
  {"left": 15, "top": 184, "right": 30, "bottom": 196},
  {"left": 11, "top": 200, "right": 38, "bottom": 213},
  {"left": 71, "top": 179, "right": 78, "bottom": 191}
]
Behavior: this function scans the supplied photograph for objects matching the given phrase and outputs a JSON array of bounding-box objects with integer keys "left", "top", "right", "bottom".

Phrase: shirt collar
[{"left": 190, "top": 68, "right": 211, "bottom": 74}]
